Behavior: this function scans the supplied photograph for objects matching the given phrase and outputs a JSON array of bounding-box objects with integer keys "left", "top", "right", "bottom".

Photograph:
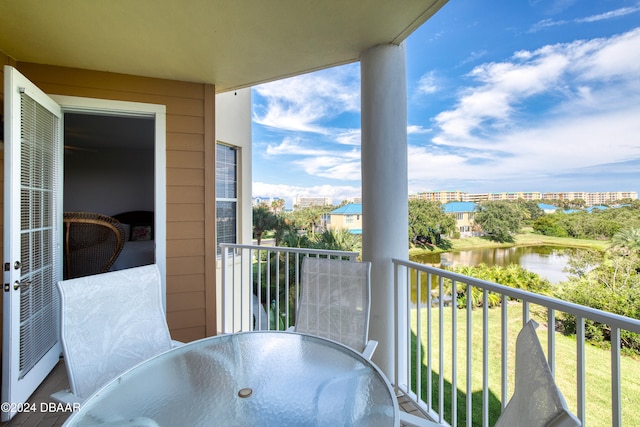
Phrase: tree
[
  {"left": 474, "top": 201, "right": 522, "bottom": 243},
  {"left": 252, "top": 205, "right": 279, "bottom": 245},
  {"left": 516, "top": 199, "right": 544, "bottom": 223},
  {"left": 408, "top": 200, "right": 456, "bottom": 248},
  {"left": 312, "top": 228, "right": 362, "bottom": 253},
  {"left": 554, "top": 250, "right": 640, "bottom": 353},
  {"left": 532, "top": 215, "right": 568, "bottom": 237},
  {"left": 610, "top": 227, "right": 640, "bottom": 256},
  {"left": 290, "top": 206, "right": 327, "bottom": 238},
  {"left": 270, "top": 198, "right": 286, "bottom": 214}
]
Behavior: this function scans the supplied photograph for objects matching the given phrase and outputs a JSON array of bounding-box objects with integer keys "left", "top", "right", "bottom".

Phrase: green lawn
[
  {"left": 409, "top": 303, "right": 640, "bottom": 426},
  {"left": 409, "top": 230, "right": 609, "bottom": 256}
]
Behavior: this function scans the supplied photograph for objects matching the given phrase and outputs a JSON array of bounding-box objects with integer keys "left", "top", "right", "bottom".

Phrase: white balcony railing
[
  {"left": 219, "top": 243, "right": 358, "bottom": 333},
  {"left": 393, "top": 258, "right": 640, "bottom": 427},
  {"left": 219, "top": 243, "right": 640, "bottom": 426}
]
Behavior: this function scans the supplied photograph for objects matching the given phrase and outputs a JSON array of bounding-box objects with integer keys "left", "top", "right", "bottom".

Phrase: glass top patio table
[{"left": 64, "top": 331, "right": 399, "bottom": 426}]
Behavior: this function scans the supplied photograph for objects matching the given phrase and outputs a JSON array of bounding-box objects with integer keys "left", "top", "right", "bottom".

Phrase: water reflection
[{"left": 411, "top": 246, "right": 572, "bottom": 284}]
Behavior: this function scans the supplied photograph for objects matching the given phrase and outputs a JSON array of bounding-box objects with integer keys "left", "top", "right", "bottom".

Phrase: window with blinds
[
  {"left": 19, "top": 93, "right": 60, "bottom": 377},
  {"left": 216, "top": 144, "right": 238, "bottom": 255}
]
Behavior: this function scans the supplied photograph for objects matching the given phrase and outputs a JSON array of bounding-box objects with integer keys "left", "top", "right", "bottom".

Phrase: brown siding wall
[
  {"left": 0, "top": 53, "right": 5, "bottom": 344},
  {"left": 0, "top": 52, "right": 17, "bottom": 344},
  {"left": 2, "top": 61, "right": 216, "bottom": 342}
]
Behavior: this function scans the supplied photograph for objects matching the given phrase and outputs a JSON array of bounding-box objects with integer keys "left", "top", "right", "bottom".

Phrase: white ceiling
[{"left": 0, "top": 0, "right": 448, "bottom": 92}]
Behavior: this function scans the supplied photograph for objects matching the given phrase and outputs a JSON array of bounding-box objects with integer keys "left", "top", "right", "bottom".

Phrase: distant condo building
[
  {"left": 292, "top": 196, "right": 333, "bottom": 209},
  {"left": 409, "top": 190, "right": 467, "bottom": 203},
  {"left": 410, "top": 190, "right": 637, "bottom": 206},
  {"left": 252, "top": 196, "right": 284, "bottom": 206}
]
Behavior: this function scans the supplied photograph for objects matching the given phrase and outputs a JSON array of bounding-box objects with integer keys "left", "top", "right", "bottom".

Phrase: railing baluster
[
  {"left": 221, "top": 245, "right": 228, "bottom": 333},
  {"left": 284, "top": 253, "right": 290, "bottom": 328},
  {"left": 393, "top": 262, "right": 400, "bottom": 395},
  {"left": 416, "top": 268, "right": 422, "bottom": 402},
  {"left": 466, "top": 283, "right": 473, "bottom": 427},
  {"left": 500, "top": 293, "right": 508, "bottom": 411},
  {"left": 577, "top": 316, "right": 586, "bottom": 423},
  {"left": 452, "top": 279, "right": 458, "bottom": 427},
  {"left": 547, "top": 308, "right": 556, "bottom": 375},
  {"left": 295, "top": 252, "right": 300, "bottom": 321},
  {"left": 427, "top": 271, "right": 433, "bottom": 411},
  {"left": 257, "top": 248, "right": 262, "bottom": 330},
  {"left": 611, "top": 327, "right": 621, "bottom": 427},
  {"left": 273, "top": 251, "right": 280, "bottom": 331},
  {"left": 240, "top": 247, "right": 245, "bottom": 331},
  {"left": 410, "top": 267, "right": 416, "bottom": 402},
  {"left": 231, "top": 247, "right": 237, "bottom": 331},
  {"left": 248, "top": 247, "right": 254, "bottom": 331},
  {"left": 438, "top": 276, "right": 445, "bottom": 422},
  {"left": 482, "top": 290, "right": 489, "bottom": 427},
  {"left": 268, "top": 249, "right": 273, "bottom": 330}
]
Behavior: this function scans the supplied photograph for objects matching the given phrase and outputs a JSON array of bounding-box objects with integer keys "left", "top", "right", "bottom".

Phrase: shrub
[{"left": 553, "top": 254, "right": 640, "bottom": 354}]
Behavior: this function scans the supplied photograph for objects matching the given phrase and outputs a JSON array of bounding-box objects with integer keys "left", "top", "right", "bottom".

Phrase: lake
[{"left": 410, "top": 246, "right": 573, "bottom": 284}]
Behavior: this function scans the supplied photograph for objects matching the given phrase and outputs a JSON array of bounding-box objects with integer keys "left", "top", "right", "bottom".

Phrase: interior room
[{"left": 63, "top": 112, "right": 156, "bottom": 270}]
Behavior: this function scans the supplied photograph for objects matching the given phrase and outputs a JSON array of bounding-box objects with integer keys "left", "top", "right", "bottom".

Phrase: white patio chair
[
  {"left": 293, "top": 257, "right": 378, "bottom": 359},
  {"left": 400, "top": 319, "right": 581, "bottom": 427},
  {"left": 51, "top": 264, "right": 180, "bottom": 404}
]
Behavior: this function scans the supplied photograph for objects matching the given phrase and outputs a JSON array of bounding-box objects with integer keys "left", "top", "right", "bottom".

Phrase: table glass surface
[{"left": 64, "top": 331, "right": 399, "bottom": 426}]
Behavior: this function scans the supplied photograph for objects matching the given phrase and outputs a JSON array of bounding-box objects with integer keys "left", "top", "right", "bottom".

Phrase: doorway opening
[{"left": 63, "top": 112, "right": 156, "bottom": 271}]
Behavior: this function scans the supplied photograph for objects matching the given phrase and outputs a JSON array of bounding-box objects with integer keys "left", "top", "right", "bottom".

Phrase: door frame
[{"left": 51, "top": 95, "right": 168, "bottom": 305}]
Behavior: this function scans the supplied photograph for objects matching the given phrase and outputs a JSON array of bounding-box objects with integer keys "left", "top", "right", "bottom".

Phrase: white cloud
[
  {"left": 408, "top": 125, "right": 431, "bottom": 135},
  {"left": 263, "top": 136, "right": 362, "bottom": 182},
  {"left": 572, "top": 28, "right": 640, "bottom": 81},
  {"left": 410, "top": 28, "right": 640, "bottom": 192},
  {"left": 253, "top": 182, "right": 361, "bottom": 206},
  {"left": 577, "top": 5, "right": 640, "bottom": 23},
  {"left": 253, "top": 64, "right": 360, "bottom": 133},
  {"left": 410, "top": 100, "right": 640, "bottom": 191},
  {"left": 334, "top": 129, "right": 361, "bottom": 146},
  {"left": 531, "top": 4, "right": 640, "bottom": 32},
  {"left": 265, "top": 137, "right": 326, "bottom": 157},
  {"left": 294, "top": 150, "right": 361, "bottom": 181},
  {"left": 433, "top": 28, "right": 640, "bottom": 144},
  {"left": 417, "top": 71, "right": 438, "bottom": 95}
]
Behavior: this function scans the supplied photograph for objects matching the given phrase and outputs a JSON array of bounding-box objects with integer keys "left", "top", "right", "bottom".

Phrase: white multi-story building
[
  {"left": 292, "top": 197, "right": 333, "bottom": 209},
  {"left": 409, "top": 190, "right": 466, "bottom": 203},
  {"left": 410, "top": 191, "right": 637, "bottom": 206}
]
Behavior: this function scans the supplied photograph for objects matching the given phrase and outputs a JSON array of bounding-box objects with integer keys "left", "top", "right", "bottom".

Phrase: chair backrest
[
  {"left": 295, "top": 257, "right": 372, "bottom": 353},
  {"left": 63, "top": 211, "right": 126, "bottom": 279},
  {"left": 495, "top": 320, "right": 581, "bottom": 427},
  {"left": 58, "top": 264, "right": 173, "bottom": 400}
]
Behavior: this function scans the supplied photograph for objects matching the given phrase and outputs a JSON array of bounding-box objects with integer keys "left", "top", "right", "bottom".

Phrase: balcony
[
  {"left": 10, "top": 243, "right": 640, "bottom": 426},
  {"left": 220, "top": 243, "right": 640, "bottom": 427}
]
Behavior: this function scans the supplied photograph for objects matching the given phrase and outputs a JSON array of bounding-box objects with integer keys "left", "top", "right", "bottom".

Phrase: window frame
[{"left": 216, "top": 143, "right": 239, "bottom": 256}]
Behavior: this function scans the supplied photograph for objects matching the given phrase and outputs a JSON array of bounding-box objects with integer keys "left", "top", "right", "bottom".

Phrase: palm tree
[
  {"left": 610, "top": 227, "right": 640, "bottom": 255},
  {"left": 312, "top": 228, "right": 362, "bottom": 253},
  {"left": 252, "top": 206, "right": 278, "bottom": 245}
]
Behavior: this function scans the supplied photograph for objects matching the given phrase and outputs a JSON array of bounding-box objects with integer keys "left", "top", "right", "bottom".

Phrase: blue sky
[{"left": 251, "top": 0, "right": 640, "bottom": 205}]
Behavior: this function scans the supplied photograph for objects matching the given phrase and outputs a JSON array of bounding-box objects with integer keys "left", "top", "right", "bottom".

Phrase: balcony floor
[
  {"left": 3, "top": 361, "right": 70, "bottom": 427},
  {"left": 3, "top": 360, "right": 429, "bottom": 427}
]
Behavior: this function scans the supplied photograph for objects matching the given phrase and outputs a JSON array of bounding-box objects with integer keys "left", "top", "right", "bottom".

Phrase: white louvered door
[{"left": 2, "top": 66, "right": 63, "bottom": 421}]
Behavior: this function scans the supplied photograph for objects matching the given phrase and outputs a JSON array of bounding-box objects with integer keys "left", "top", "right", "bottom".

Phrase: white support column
[{"left": 360, "top": 43, "right": 408, "bottom": 378}]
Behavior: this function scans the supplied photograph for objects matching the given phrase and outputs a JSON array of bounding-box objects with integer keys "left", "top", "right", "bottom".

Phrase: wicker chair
[{"left": 63, "top": 212, "right": 126, "bottom": 279}]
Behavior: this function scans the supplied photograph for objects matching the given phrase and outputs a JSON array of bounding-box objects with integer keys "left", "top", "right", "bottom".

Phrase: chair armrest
[
  {"left": 286, "top": 325, "right": 295, "bottom": 332},
  {"left": 361, "top": 339, "right": 378, "bottom": 360},
  {"left": 171, "top": 340, "right": 184, "bottom": 348}
]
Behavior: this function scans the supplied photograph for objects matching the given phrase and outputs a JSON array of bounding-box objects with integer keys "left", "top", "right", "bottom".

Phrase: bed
[{"left": 109, "top": 211, "right": 156, "bottom": 271}]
